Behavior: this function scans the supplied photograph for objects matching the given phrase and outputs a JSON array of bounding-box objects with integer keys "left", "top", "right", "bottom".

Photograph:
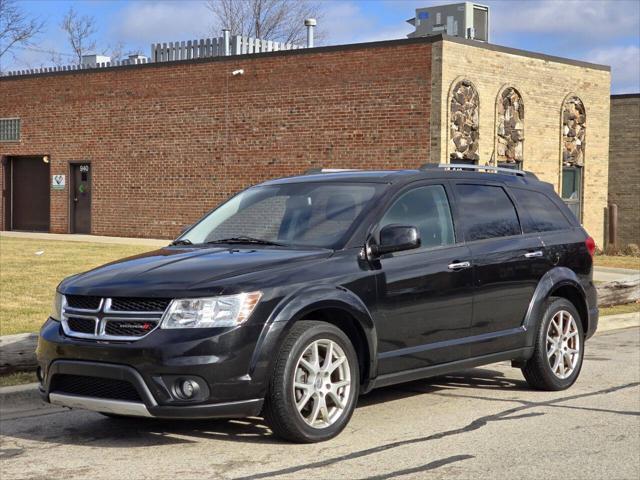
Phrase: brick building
[
  {"left": 608, "top": 94, "right": 640, "bottom": 248},
  {"left": 0, "top": 35, "right": 611, "bottom": 244}
]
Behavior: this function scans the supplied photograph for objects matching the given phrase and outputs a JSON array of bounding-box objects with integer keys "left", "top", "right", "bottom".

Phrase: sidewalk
[
  {"left": 0, "top": 231, "right": 168, "bottom": 247},
  {"left": 594, "top": 266, "right": 640, "bottom": 283}
]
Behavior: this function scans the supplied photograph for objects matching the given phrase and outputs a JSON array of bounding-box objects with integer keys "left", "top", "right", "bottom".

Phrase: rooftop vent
[{"left": 407, "top": 2, "right": 489, "bottom": 42}]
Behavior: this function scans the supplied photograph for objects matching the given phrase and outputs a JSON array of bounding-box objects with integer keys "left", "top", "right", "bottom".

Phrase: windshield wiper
[
  {"left": 205, "top": 236, "right": 288, "bottom": 247},
  {"left": 170, "top": 239, "right": 192, "bottom": 246}
]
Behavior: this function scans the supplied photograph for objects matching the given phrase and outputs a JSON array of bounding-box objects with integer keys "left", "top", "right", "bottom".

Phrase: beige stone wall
[
  {"left": 608, "top": 95, "right": 640, "bottom": 247},
  {"left": 431, "top": 38, "right": 611, "bottom": 246}
]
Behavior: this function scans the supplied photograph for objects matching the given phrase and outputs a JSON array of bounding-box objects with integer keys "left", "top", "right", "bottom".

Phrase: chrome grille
[
  {"left": 110, "top": 297, "right": 171, "bottom": 312},
  {"left": 65, "top": 295, "right": 102, "bottom": 310},
  {"left": 67, "top": 317, "right": 97, "bottom": 334},
  {"left": 104, "top": 319, "right": 159, "bottom": 337},
  {"left": 61, "top": 296, "right": 169, "bottom": 341}
]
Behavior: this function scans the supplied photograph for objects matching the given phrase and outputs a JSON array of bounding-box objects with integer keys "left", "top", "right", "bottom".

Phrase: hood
[{"left": 59, "top": 246, "right": 331, "bottom": 298}]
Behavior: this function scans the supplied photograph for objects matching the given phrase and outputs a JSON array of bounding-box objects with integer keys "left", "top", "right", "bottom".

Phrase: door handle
[
  {"left": 524, "top": 251, "right": 543, "bottom": 258},
  {"left": 448, "top": 261, "right": 471, "bottom": 270}
]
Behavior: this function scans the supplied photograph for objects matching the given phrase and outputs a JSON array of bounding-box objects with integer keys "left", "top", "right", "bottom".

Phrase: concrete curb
[
  {"left": 1, "top": 313, "right": 638, "bottom": 405},
  {"left": 594, "top": 266, "right": 640, "bottom": 275},
  {"left": 0, "top": 382, "right": 41, "bottom": 406}
]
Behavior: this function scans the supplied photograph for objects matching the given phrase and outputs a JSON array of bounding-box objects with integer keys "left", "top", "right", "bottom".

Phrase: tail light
[{"left": 585, "top": 236, "right": 596, "bottom": 257}]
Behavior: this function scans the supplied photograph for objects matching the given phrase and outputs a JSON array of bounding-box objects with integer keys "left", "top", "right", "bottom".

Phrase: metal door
[
  {"left": 71, "top": 163, "right": 91, "bottom": 234},
  {"left": 11, "top": 156, "right": 50, "bottom": 231}
]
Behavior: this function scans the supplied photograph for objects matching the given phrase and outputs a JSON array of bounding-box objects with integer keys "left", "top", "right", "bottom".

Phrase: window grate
[{"left": 0, "top": 118, "right": 20, "bottom": 142}]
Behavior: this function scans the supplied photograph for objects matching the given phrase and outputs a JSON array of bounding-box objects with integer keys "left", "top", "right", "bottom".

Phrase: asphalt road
[{"left": 1, "top": 327, "right": 639, "bottom": 480}]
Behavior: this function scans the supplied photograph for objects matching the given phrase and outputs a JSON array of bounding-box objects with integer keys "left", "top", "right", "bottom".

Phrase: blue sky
[{"left": 3, "top": 0, "right": 639, "bottom": 92}]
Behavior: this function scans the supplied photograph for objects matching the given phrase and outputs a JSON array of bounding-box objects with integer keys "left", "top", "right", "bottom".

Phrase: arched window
[
  {"left": 561, "top": 96, "right": 586, "bottom": 220},
  {"left": 496, "top": 87, "right": 524, "bottom": 169},
  {"left": 449, "top": 80, "right": 479, "bottom": 164}
]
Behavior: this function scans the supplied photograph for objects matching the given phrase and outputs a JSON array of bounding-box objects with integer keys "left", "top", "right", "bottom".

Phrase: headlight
[
  {"left": 161, "top": 292, "right": 263, "bottom": 329},
  {"left": 51, "top": 291, "right": 64, "bottom": 321}
]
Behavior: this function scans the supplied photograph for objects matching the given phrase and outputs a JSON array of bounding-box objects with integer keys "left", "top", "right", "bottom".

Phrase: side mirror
[{"left": 369, "top": 224, "right": 421, "bottom": 257}]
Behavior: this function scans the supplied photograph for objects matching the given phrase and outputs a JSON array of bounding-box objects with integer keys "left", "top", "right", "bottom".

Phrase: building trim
[
  {"left": 0, "top": 34, "right": 610, "bottom": 83},
  {"left": 440, "top": 35, "right": 610, "bottom": 72},
  {"left": 611, "top": 93, "right": 640, "bottom": 99}
]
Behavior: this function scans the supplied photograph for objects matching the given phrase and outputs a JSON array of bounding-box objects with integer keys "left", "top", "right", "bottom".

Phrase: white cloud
[
  {"left": 491, "top": 0, "right": 640, "bottom": 39},
  {"left": 110, "top": 0, "right": 213, "bottom": 46},
  {"left": 584, "top": 45, "right": 640, "bottom": 93},
  {"left": 320, "top": 1, "right": 412, "bottom": 45}
]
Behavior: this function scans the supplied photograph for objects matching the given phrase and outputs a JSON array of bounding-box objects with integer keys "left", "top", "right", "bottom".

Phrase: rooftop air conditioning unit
[{"left": 407, "top": 2, "right": 489, "bottom": 42}]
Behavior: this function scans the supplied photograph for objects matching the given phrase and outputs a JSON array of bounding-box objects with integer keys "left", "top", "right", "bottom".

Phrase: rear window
[
  {"left": 510, "top": 188, "right": 571, "bottom": 233},
  {"left": 454, "top": 184, "right": 521, "bottom": 241}
]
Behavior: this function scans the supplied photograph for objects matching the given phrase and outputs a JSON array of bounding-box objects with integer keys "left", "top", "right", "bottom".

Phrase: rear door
[
  {"left": 452, "top": 182, "right": 545, "bottom": 356},
  {"left": 375, "top": 182, "right": 474, "bottom": 374},
  {"left": 508, "top": 186, "right": 580, "bottom": 275}
]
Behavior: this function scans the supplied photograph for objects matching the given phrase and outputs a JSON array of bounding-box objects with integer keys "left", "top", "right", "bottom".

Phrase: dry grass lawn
[
  {"left": 0, "top": 237, "right": 154, "bottom": 335},
  {"left": 594, "top": 255, "right": 640, "bottom": 270},
  {"left": 0, "top": 371, "right": 38, "bottom": 387},
  {"left": 599, "top": 302, "right": 640, "bottom": 317}
]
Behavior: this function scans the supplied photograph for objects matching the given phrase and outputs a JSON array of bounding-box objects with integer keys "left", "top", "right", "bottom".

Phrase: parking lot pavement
[{"left": 1, "top": 328, "right": 639, "bottom": 480}]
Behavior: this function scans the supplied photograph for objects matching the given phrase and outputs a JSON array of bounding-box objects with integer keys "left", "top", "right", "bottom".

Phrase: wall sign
[{"left": 52, "top": 174, "right": 66, "bottom": 190}]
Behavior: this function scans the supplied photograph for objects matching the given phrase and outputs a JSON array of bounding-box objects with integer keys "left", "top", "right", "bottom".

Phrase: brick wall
[
  {"left": 609, "top": 95, "right": 640, "bottom": 247},
  {"left": 431, "top": 37, "right": 611, "bottom": 246},
  {"left": 0, "top": 41, "right": 433, "bottom": 238}
]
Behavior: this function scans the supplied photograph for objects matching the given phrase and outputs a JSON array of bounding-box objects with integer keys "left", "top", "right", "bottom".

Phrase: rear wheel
[
  {"left": 263, "top": 321, "right": 359, "bottom": 443},
  {"left": 522, "top": 297, "right": 584, "bottom": 391}
]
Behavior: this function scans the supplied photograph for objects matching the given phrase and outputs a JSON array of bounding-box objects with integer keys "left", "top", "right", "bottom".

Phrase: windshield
[{"left": 180, "top": 182, "right": 381, "bottom": 249}]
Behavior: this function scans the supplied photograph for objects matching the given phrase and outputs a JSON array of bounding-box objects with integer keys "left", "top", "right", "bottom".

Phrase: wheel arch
[
  {"left": 523, "top": 267, "right": 589, "bottom": 345},
  {"left": 249, "top": 285, "right": 378, "bottom": 390}
]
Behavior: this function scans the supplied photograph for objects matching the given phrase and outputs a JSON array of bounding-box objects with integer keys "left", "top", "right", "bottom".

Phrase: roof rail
[
  {"left": 304, "top": 168, "right": 362, "bottom": 175},
  {"left": 420, "top": 163, "right": 536, "bottom": 178}
]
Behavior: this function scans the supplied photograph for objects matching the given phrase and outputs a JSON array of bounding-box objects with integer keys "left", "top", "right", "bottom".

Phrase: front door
[
  {"left": 71, "top": 163, "right": 91, "bottom": 234},
  {"left": 374, "top": 183, "right": 474, "bottom": 375}
]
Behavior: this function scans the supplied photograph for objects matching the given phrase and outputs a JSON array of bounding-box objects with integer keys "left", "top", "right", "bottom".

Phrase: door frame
[
  {"left": 69, "top": 160, "right": 92, "bottom": 234},
  {"left": 3, "top": 155, "right": 51, "bottom": 231}
]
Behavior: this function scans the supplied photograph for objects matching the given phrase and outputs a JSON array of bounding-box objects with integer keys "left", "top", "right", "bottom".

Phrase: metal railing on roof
[
  {"left": 1, "top": 32, "right": 305, "bottom": 78},
  {"left": 420, "top": 163, "right": 536, "bottom": 178}
]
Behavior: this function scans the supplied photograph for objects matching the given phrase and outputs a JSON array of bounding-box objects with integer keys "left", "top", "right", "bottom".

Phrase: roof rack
[
  {"left": 420, "top": 163, "right": 536, "bottom": 178},
  {"left": 304, "top": 168, "right": 362, "bottom": 175}
]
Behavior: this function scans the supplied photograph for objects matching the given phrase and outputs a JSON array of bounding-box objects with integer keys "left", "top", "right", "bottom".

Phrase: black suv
[{"left": 38, "top": 164, "right": 598, "bottom": 442}]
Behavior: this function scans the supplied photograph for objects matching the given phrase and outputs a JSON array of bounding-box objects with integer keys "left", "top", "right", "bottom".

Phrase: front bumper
[
  {"left": 37, "top": 318, "right": 268, "bottom": 418},
  {"left": 43, "top": 360, "right": 263, "bottom": 418}
]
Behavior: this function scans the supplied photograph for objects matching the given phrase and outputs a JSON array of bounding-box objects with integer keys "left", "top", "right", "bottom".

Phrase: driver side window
[{"left": 380, "top": 185, "right": 455, "bottom": 249}]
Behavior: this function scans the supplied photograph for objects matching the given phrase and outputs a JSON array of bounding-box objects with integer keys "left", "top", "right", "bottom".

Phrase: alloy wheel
[
  {"left": 292, "top": 339, "right": 351, "bottom": 429},
  {"left": 546, "top": 310, "right": 581, "bottom": 379}
]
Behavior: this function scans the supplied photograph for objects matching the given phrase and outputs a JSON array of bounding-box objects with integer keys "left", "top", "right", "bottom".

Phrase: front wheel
[
  {"left": 522, "top": 297, "right": 585, "bottom": 391},
  {"left": 263, "top": 321, "right": 359, "bottom": 443}
]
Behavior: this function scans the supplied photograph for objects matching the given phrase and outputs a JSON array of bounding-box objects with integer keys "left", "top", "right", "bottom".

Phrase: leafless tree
[
  {"left": 0, "top": 0, "right": 45, "bottom": 67},
  {"left": 60, "top": 7, "right": 97, "bottom": 64},
  {"left": 207, "top": 0, "right": 323, "bottom": 45}
]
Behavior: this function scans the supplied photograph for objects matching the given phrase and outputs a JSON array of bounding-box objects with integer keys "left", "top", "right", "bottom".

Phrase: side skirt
[{"left": 369, "top": 347, "right": 534, "bottom": 390}]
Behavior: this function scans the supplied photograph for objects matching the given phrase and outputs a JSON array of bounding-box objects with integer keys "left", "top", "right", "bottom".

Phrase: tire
[
  {"left": 522, "top": 297, "right": 585, "bottom": 391},
  {"left": 263, "top": 320, "right": 360, "bottom": 443}
]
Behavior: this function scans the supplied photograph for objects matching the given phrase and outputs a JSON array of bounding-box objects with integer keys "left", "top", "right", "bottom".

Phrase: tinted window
[
  {"left": 380, "top": 185, "right": 455, "bottom": 249},
  {"left": 183, "top": 183, "right": 380, "bottom": 249},
  {"left": 454, "top": 184, "right": 521, "bottom": 241},
  {"left": 510, "top": 188, "right": 571, "bottom": 233}
]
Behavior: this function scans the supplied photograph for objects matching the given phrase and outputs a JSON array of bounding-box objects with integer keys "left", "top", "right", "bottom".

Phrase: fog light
[
  {"left": 176, "top": 379, "right": 200, "bottom": 400},
  {"left": 181, "top": 380, "right": 195, "bottom": 398}
]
